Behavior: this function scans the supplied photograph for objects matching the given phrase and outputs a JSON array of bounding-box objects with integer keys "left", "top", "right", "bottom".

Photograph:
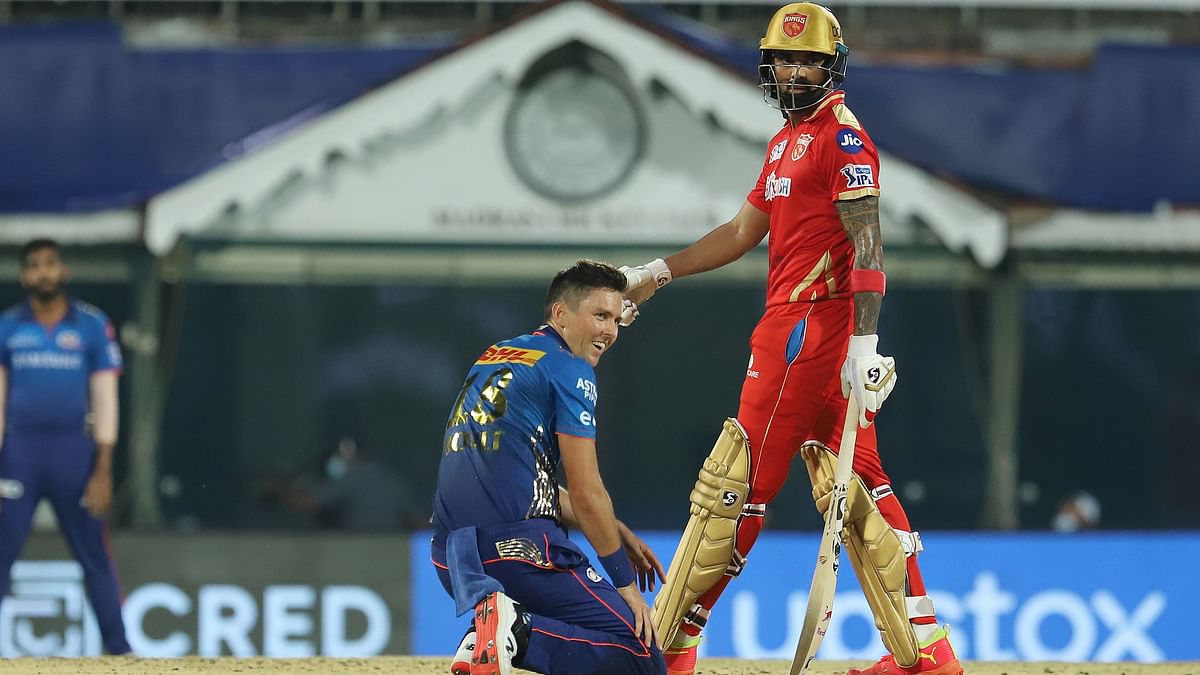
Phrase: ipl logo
[
  {"left": 0, "top": 561, "right": 100, "bottom": 656},
  {"left": 840, "top": 164, "right": 876, "bottom": 189}
]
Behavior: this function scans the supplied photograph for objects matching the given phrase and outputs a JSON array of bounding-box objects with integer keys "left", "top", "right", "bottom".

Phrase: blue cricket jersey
[
  {"left": 0, "top": 300, "right": 123, "bottom": 432},
  {"left": 433, "top": 325, "right": 599, "bottom": 531}
]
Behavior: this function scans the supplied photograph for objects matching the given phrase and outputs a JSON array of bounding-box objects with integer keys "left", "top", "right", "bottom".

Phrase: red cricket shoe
[
  {"left": 664, "top": 633, "right": 701, "bottom": 675},
  {"left": 469, "top": 592, "right": 529, "bottom": 675},
  {"left": 450, "top": 626, "right": 475, "bottom": 675},
  {"left": 846, "top": 628, "right": 963, "bottom": 675}
]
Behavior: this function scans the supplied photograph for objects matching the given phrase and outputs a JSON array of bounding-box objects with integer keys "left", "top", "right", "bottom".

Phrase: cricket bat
[{"left": 789, "top": 396, "right": 860, "bottom": 675}]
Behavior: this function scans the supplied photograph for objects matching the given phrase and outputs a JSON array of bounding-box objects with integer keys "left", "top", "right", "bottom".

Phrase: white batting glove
[
  {"left": 620, "top": 259, "right": 672, "bottom": 306},
  {"left": 617, "top": 259, "right": 671, "bottom": 327},
  {"left": 840, "top": 334, "right": 897, "bottom": 428}
]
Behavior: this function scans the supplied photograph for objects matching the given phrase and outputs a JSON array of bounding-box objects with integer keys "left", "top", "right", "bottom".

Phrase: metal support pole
[
  {"left": 332, "top": 0, "right": 350, "bottom": 24},
  {"left": 221, "top": 0, "right": 239, "bottom": 39},
  {"left": 475, "top": 1, "right": 494, "bottom": 25},
  {"left": 126, "top": 255, "right": 166, "bottom": 528},
  {"left": 363, "top": 0, "right": 381, "bottom": 26},
  {"left": 979, "top": 265, "right": 1023, "bottom": 530}
]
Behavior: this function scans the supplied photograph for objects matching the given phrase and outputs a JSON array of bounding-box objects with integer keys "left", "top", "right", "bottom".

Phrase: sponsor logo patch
[
  {"left": 791, "top": 133, "right": 814, "bottom": 161},
  {"left": 722, "top": 490, "right": 739, "bottom": 507},
  {"left": 837, "top": 128, "right": 864, "bottom": 155},
  {"left": 11, "top": 352, "right": 83, "bottom": 370},
  {"left": 586, "top": 567, "right": 603, "bottom": 583},
  {"left": 476, "top": 345, "right": 545, "bottom": 366},
  {"left": 6, "top": 333, "right": 40, "bottom": 349},
  {"left": 576, "top": 378, "right": 597, "bottom": 403},
  {"left": 769, "top": 139, "right": 788, "bottom": 163},
  {"left": 765, "top": 171, "right": 792, "bottom": 200},
  {"left": 55, "top": 331, "right": 82, "bottom": 350},
  {"left": 579, "top": 410, "right": 594, "bottom": 427},
  {"left": 0, "top": 478, "right": 25, "bottom": 500},
  {"left": 840, "top": 163, "right": 876, "bottom": 189},
  {"left": 782, "top": 13, "right": 808, "bottom": 37},
  {"left": 746, "top": 353, "right": 760, "bottom": 379}
]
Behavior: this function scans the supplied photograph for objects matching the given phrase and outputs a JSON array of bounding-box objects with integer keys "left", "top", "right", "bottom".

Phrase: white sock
[{"left": 913, "top": 622, "right": 939, "bottom": 643}]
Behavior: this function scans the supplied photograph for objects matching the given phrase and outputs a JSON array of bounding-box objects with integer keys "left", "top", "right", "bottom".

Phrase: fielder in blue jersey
[
  {"left": 431, "top": 260, "right": 666, "bottom": 675},
  {"left": 0, "top": 239, "right": 131, "bottom": 655}
]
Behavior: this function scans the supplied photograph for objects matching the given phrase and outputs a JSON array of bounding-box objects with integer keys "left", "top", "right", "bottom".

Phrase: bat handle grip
[{"left": 834, "top": 396, "right": 859, "bottom": 484}]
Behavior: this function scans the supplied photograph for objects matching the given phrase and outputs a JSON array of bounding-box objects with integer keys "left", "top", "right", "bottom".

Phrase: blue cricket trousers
[
  {"left": 432, "top": 519, "right": 665, "bottom": 675},
  {"left": 0, "top": 429, "right": 131, "bottom": 655}
]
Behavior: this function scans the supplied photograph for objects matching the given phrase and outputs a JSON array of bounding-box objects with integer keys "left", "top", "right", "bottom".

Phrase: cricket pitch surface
[{"left": 0, "top": 658, "right": 1196, "bottom": 674}]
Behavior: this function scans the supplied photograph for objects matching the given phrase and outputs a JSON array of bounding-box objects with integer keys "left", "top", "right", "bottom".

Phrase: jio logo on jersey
[{"left": 837, "top": 129, "right": 864, "bottom": 155}]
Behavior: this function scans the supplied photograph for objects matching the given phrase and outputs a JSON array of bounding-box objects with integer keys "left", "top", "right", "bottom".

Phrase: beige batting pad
[
  {"left": 652, "top": 418, "right": 752, "bottom": 648},
  {"left": 801, "top": 442, "right": 920, "bottom": 668}
]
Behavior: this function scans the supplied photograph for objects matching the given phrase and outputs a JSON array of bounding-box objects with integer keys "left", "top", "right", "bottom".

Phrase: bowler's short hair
[
  {"left": 543, "top": 260, "right": 628, "bottom": 320},
  {"left": 19, "top": 238, "right": 61, "bottom": 267}
]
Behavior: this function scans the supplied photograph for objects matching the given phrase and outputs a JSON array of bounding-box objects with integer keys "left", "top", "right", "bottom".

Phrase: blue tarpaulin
[
  {"left": 1, "top": 21, "right": 1196, "bottom": 213},
  {"left": 0, "top": 23, "right": 451, "bottom": 212}
]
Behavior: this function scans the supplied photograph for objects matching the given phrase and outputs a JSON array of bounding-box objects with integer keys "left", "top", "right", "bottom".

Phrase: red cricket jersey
[{"left": 747, "top": 91, "right": 881, "bottom": 308}]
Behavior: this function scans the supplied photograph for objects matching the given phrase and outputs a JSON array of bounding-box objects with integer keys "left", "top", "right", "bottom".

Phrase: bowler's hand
[
  {"left": 618, "top": 521, "right": 667, "bottom": 592},
  {"left": 82, "top": 472, "right": 112, "bottom": 518},
  {"left": 840, "top": 334, "right": 897, "bottom": 428},
  {"left": 617, "top": 582, "right": 660, "bottom": 649},
  {"left": 619, "top": 298, "right": 640, "bottom": 327}
]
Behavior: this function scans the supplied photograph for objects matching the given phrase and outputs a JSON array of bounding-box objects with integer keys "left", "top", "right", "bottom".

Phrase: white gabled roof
[
  {"left": 1013, "top": 208, "right": 1200, "bottom": 252},
  {"left": 146, "top": 1, "right": 765, "bottom": 255},
  {"left": 881, "top": 156, "right": 1006, "bottom": 268},
  {"left": 145, "top": 0, "right": 1005, "bottom": 267},
  {"left": 0, "top": 210, "right": 140, "bottom": 246}
]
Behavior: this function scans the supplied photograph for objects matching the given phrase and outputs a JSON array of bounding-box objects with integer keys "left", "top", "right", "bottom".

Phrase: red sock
[{"left": 664, "top": 641, "right": 698, "bottom": 672}]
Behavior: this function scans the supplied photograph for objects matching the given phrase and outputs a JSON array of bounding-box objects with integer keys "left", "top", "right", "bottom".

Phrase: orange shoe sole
[
  {"left": 470, "top": 595, "right": 501, "bottom": 675},
  {"left": 847, "top": 657, "right": 963, "bottom": 675}
]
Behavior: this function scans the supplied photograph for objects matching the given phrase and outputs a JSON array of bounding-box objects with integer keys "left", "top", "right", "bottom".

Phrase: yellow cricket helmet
[
  {"left": 758, "top": 3, "right": 850, "bottom": 112},
  {"left": 761, "top": 2, "right": 846, "bottom": 56}
]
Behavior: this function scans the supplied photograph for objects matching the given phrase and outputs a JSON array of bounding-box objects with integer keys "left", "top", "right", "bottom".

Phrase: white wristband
[{"left": 847, "top": 334, "right": 878, "bottom": 358}]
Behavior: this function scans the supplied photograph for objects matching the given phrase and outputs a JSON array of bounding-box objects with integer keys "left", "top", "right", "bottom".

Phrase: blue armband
[{"left": 598, "top": 550, "right": 635, "bottom": 589}]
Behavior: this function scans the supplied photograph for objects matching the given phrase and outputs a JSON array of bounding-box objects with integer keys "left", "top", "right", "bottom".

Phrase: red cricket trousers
[{"left": 690, "top": 299, "right": 928, "bottom": 626}]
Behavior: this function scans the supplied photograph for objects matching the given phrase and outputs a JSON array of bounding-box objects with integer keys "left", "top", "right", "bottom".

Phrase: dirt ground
[{"left": 0, "top": 658, "right": 1196, "bottom": 675}]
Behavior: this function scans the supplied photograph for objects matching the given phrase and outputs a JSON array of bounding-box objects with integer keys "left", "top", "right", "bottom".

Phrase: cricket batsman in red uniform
[{"left": 620, "top": 4, "right": 963, "bottom": 674}]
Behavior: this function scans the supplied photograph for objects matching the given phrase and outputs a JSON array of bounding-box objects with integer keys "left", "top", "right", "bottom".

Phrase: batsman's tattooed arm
[{"left": 837, "top": 195, "right": 883, "bottom": 336}]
